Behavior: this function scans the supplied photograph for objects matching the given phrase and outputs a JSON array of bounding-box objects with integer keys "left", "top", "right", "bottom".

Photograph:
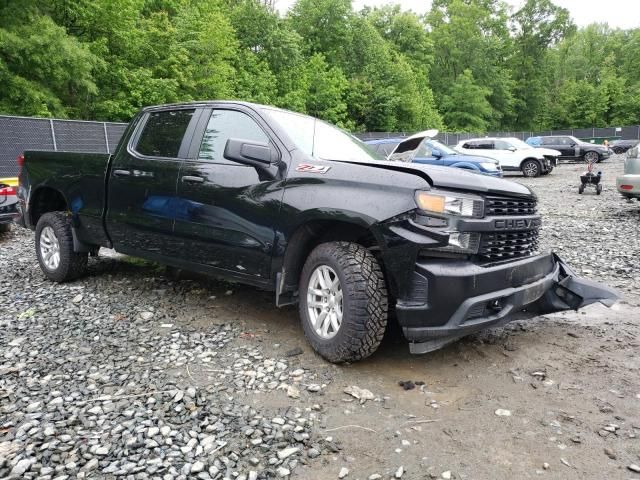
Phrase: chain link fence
[
  {"left": 2, "top": 114, "right": 640, "bottom": 178},
  {"left": 0, "top": 115, "right": 127, "bottom": 178}
]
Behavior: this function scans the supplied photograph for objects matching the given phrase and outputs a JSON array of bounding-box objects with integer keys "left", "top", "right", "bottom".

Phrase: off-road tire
[
  {"left": 299, "top": 242, "right": 388, "bottom": 363},
  {"left": 0, "top": 223, "right": 10, "bottom": 234},
  {"left": 521, "top": 159, "right": 541, "bottom": 177},
  {"left": 35, "top": 212, "right": 88, "bottom": 282},
  {"left": 578, "top": 184, "right": 585, "bottom": 194},
  {"left": 596, "top": 184, "right": 603, "bottom": 195}
]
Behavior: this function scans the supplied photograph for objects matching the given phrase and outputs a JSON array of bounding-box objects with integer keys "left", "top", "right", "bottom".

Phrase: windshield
[
  {"left": 425, "top": 139, "right": 456, "bottom": 155},
  {"left": 263, "top": 108, "right": 384, "bottom": 163}
]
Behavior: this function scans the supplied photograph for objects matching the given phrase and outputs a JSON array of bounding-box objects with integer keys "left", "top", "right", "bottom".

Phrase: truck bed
[{"left": 22, "top": 150, "right": 112, "bottom": 246}]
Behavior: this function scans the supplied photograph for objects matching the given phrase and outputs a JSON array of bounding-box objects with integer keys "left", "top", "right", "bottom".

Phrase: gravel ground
[{"left": 1, "top": 155, "right": 639, "bottom": 480}]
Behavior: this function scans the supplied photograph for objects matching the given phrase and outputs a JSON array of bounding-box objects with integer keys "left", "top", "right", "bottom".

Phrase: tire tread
[
  {"left": 299, "top": 242, "right": 388, "bottom": 363},
  {"left": 36, "top": 212, "right": 88, "bottom": 282}
]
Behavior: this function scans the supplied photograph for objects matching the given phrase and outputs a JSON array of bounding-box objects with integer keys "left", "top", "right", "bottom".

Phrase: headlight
[
  {"left": 415, "top": 191, "right": 484, "bottom": 217},
  {"left": 479, "top": 162, "right": 498, "bottom": 171}
]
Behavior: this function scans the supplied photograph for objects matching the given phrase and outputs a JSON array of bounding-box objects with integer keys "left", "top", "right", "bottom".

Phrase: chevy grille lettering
[{"left": 494, "top": 218, "right": 541, "bottom": 230}]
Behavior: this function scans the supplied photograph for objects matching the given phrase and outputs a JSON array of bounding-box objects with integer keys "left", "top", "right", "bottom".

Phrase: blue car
[{"left": 366, "top": 131, "right": 502, "bottom": 177}]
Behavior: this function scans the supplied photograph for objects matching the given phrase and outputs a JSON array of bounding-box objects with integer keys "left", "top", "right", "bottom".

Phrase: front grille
[
  {"left": 479, "top": 229, "right": 539, "bottom": 262},
  {"left": 485, "top": 195, "right": 537, "bottom": 216}
]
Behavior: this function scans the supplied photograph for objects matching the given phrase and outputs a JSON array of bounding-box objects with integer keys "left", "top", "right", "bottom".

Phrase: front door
[
  {"left": 173, "top": 108, "right": 282, "bottom": 279},
  {"left": 107, "top": 108, "right": 200, "bottom": 257}
]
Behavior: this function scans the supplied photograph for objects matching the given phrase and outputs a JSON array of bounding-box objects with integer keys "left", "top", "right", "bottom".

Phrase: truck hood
[{"left": 341, "top": 159, "right": 534, "bottom": 198}]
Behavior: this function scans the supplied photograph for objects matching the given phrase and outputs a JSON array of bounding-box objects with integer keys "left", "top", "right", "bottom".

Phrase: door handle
[
  {"left": 113, "top": 169, "right": 131, "bottom": 177},
  {"left": 181, "top": 175, "right": 205, "bottom": 184}
]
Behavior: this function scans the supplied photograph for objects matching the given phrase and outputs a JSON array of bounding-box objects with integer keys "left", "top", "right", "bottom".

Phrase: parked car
[
  {"left": 617, "top": 146, "right": 640, "bottom": 200},
  {"left": 366, "top": 131, "right": 502, "bottom": 177},
  {"left": 525, "top": 135, "right": 612, "bottom": 163},
  {"left": 0, "top": 177, "right": 18, "bottom": 233},
  {"left": 16, "top": 101, "right": 618, "bottom": 362},
  {"left": 610, "top": 139, "right": 638, "bottom": 155},
  {"left": 454, "top": 137, "right": 557, "bottom": 177}
]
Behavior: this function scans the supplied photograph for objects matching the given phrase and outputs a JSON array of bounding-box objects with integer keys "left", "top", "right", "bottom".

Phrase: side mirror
[
  {"left": 224, "top": 138, "right": 280, "bottom": 180},
  {"left": 431, "top": 148, "right": 442, "bottom": 158}
]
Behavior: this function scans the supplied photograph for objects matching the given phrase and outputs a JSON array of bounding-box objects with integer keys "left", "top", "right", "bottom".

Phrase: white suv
[{"left": 455, "top": 137, "right": 559, "bottom": 177}]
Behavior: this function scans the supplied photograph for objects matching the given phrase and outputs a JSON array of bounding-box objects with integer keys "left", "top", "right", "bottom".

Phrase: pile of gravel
[{"left": 0, "top": 229, "right": 333, "bottom": 479}]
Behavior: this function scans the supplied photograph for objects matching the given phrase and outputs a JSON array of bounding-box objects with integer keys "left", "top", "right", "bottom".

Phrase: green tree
[
  {"left": 441, "top": 69, "right": 492, "bottom": 132},
  {"left": 511, "top": 0, "right": 575, "bottom": 129},
  {"left": 304, "top": 53, "right": 350, "bottom": 127}
]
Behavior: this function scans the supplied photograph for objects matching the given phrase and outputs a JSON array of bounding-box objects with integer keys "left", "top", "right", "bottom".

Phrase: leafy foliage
[{"left": 0, "top": 0, "right": 639, "bottom": 132}]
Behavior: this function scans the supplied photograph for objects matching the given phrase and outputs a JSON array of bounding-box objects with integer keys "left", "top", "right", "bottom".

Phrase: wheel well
[
  {"left": 281, "top": 220, "right": 378, "bottom": 293},
  {"left": 30, "top": 187, "right": 68, "bottom": 226},
  {"left": 520, "top": 158, "right": 541, "bottom": 168}
]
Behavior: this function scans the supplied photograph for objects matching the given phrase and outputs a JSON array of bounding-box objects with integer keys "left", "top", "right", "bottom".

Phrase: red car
[{"left": 0, "top": 177, "right": 18, "bottom": 233}]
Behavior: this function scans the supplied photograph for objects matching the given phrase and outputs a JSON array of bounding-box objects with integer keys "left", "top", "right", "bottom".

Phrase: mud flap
[{"left": 531, "top": 254, "right": 620, "bottom": 314}]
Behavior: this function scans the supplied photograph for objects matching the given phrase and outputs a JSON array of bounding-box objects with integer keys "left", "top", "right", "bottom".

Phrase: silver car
[{"left": 617, "top": 147, "right": 640, "bottom": 200}]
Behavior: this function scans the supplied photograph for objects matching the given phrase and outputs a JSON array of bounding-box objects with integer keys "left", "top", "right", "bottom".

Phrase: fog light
[{"left": 488, "top": 299, "right": 503, "bottom": 312}]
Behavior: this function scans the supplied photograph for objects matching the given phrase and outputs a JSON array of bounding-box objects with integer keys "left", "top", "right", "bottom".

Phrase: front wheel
[
  {"left": 584, "top": 151, "right": 599, "bottom": 163},
  {"left": 299, "top": 242, "right": 388, "bottom": 363},
  {"left": 596, "top": 184, "right": 603, "bottom": 195},
  {"left": 578, "top": 184, "right": 585, "bottom": 194},
  {"left": 521, "top": 160, "right": 541, "bottom": 177},
  {"left": 35, "top": 212, "right": 88, "bottom": 282}
]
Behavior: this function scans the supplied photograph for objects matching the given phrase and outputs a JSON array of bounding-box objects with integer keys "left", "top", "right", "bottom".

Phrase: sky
[{"left": 275, "top": 0, "right": 640, "bottom": 30}]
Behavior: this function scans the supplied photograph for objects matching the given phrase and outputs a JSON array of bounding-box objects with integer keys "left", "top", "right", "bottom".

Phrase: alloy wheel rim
[
  {"left": 585, "top": 152, "right": 597, "bottom": 163},
  {"left": 40, "top": 226, "right": 61, "bottom": 270},
  {"left": 307, "top": 265, "right": 343, "bottom": 340},
  {"left": 524, "top": 163, "right": 538, "bottom": 176}
]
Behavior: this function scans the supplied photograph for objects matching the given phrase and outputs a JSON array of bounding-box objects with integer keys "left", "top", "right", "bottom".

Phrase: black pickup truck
[{"left": 16, "top": 101, "right": 618, "bottom": 362}]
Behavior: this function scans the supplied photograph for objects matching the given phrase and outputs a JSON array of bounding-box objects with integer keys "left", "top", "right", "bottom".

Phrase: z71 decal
[{"left": 295, "top": 163, "right": 331, "bottom": 174}]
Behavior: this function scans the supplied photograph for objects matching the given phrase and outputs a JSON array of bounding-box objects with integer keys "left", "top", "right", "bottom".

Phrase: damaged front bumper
[{"left": 394, "top": 252, "right": 620, "bottom": 354}]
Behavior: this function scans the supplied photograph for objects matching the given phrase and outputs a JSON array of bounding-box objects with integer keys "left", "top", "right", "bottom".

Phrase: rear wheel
[
  {"left": 596, "top": 184, "right": 603, "bottom": 195},
  {"left": 521, "top": 160, "right": 541, "bottom": 177},
  {"left": 578, "top": 184, "right": 585, "bottom": 194},
  {"left": 35, "top": 212, "right": 88, "bottom": 282},
  {"left": 299, "top": 242, "right": 388, "bottom": 363}
]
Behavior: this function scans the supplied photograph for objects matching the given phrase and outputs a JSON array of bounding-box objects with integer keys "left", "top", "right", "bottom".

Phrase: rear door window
[
  {"left": 476, "top": 140, "right": 495, "bottom": 150},
  {"left": 136, "top": 109, "right": 195, "bottom": 158}
]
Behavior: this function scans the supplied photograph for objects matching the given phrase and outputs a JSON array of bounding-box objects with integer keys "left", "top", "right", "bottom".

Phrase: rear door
[
  {"left": 172, "top": 107, "right": 282, "bottom": 280},
  {"left": 106, "top": 107, "right": 200, "bottom": 257}
]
